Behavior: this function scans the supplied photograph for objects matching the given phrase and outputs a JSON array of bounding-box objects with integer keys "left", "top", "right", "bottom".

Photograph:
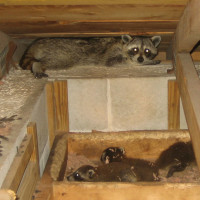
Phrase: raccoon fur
[
  {"left": 19, "top": 35, "right": 161, "bottom": 78},
  {"left": 155, "top": 141, "right": 195, "bottom": 178},
  {"left": 101, "top": 147, "right": 160, "bottom": 181},
  {"left": 67, "top": 162, "right": 137, "bottom": 182}
]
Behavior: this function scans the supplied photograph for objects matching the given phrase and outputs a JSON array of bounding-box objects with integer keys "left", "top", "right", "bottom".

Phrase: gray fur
[{"left": 20, "top": 35, "right": 161, "bottom": 78}]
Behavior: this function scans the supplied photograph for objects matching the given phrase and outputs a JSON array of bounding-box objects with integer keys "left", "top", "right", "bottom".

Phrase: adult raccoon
[{"left": 20, "top": 35, "right": 161, "bottom": 78}]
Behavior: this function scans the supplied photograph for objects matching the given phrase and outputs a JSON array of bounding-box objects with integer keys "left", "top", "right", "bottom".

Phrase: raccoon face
[
  {"left": 122, "top": 35, "right": 161, "bottom": 64},
  {"left": 101, "top": 147, "right": 126, "bottom": 164},
  {"left": 67, "top": 165, "right": 96, "bottom": 182}
]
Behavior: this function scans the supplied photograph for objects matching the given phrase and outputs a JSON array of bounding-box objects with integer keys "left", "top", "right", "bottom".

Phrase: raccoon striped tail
[{"left": 49, "top": 133, "right": 68, "bottom": 181}]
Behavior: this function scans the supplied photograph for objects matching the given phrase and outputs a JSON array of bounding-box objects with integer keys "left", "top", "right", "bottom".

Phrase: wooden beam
[
  {"left": 27, "top": 122, "right": 39, "bottom": 168},
  {"left": 2, "top": 134, "right": 33, "bottom": 192},
  {"left": 53, "top": 81, "right": 69, "bottom": 133},
  {"left": 46, "top": 82, "right": 56, "bottom": 148},
  {"left": 174, "top": 0, "right": 200, "bottom": 52},
  {"left": 168, "top": 80, "right": 180, "bottom": 130},
  {"left": 176, "top": 53, "right": 200, "bottom": 169},
  {"left": 53, "top": 182, "right": 200, "bottom": 200}
]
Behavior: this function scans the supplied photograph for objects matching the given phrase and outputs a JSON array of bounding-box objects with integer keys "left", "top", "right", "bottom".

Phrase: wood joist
[{"left": 173, "top": 0, "right": 200, "bottom": 169}]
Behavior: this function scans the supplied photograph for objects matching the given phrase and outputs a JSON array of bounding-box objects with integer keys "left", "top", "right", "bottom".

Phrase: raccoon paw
[
  {"left": 154, "top": 60, "right": 161, "bottom": 65},
  {"left": 34, "top": 72, "right": 48, "bottom": 79}
]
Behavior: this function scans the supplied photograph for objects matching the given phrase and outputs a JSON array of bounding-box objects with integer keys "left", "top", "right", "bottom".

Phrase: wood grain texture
[
  {"left": 0, "top": 0, "right": 189, "bottom": 6},
  {"left": 2, "top": 134, "right": 33, "bottom": 192},
  {"left": 17, "top": 162, "right": 39, "bottom": 200},
  {"left": 53, "top": 182, "right": 200, "bottom": 200},
  {"left": 168, "top": 80, "right": 180, "bottom": 130},
  {"left": 174, "top": 0, "right": 200, "bottom": 52},
  {"left": 176, "top": 53, "right": 200, "bottom": 170},
  {"left": 68, "top": 130, "right": 190, "bottom": 160},
  {"left": 46, "top": 82, "right": 56, "bottom": 148},
  {"left": 53, "top": 81, "right": 69, "bottom": 133},
  {"left": 0, "top": 2, "right": 186, "bottom": 44}
]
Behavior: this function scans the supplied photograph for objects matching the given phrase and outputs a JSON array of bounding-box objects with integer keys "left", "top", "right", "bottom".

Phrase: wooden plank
[
  {"left": 0, "top": 0, "right": 189, "bottom": 6},
  {"left": 27, "top": 122, "right": 39, "bottom": 167},
  {"left": 0, "top": 21, "right": 177, "bottom": 37},
  {"left": 2, "top": 134, "right": 33, "bottom": 192},
  {"left": 17, "top": 162, "right": 39, "bottom": 200},
  {"left": 53, "top": 81, "right": 69, "bottom": 133},
  {"left": 46, "top": 82, "right": 56, "bottom": 148},
  {"left": 174, "top": 0, "right": 200, "bottom": 52},
  {"left": 168, "top": 80, "right": 180, "bottom": 129},
  {"left": 53, "top": 182, "right": 200, "bottom": 200},
  {"left": 175, "top": 53, "right": 200, "bottom": 170},
  {"left": 0, "top": 4, "right": 185, "bottom": 22},
  {"left": 68, "top": 130, "right": 190, "bottom": 160}
]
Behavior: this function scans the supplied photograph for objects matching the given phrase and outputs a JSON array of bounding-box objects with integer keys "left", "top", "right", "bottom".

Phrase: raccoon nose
[{"left": 137, "top": 56, "right": 144, "bottom": 63}]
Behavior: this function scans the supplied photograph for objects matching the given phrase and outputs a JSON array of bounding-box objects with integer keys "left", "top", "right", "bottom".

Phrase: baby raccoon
[
  {"left": 67, "top": 162, "right": 137, "bottom": 182},
  {"left": 101, "top": 147, "right": 160, "bottom": 181},
  {"left": 155, "top": 141, "right": 195, "bottom": 178},
  {"left": 20, "top": 35, "right": 161, "bottom": 78}
]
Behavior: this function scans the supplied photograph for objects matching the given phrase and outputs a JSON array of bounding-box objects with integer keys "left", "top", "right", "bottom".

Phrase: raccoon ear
[
  {"left": 88, "top": 169, "right": 96, "bottom": 178},
  {"left": 151, "top": 36, "right": 161, "bottom": 48},
  {"left": 121, "top": 35, "right": 132, "bottom": 43}
]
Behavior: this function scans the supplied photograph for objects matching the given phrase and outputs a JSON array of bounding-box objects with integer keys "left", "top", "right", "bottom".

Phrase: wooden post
[
  {"left": 174, "top": 0, "right": 200, "bottom": 53},
  {"left": 26, "top": 122, "right": 39, "bottom": 172},
  {"left": 2, "top": 134, "right": 33, "bottom": 192},
  {"left": 46, "top": 82, "right": 56, "bottom": 148},
  {"left": 53, "top": 81, "right": 69, "bottom": 133},
  {"left": 176, "top": 53, "right": 200, "bottom": 170},
  {"left": 168, "top": 80, "right": 180, "bottom": 130}
]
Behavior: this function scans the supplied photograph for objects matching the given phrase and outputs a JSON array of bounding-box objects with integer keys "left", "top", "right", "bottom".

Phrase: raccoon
[
  {"left": 155, "top": 141, "right": 195, "bottom": 178},
  {"left": 67, "top": 162, "right": 137, "bottom": 182},
  {"left": 19, "top": 35, "right": 161, "bottom": 78},
  {"left": 101, "top": 147, "right": 160, "bottom": 181}
]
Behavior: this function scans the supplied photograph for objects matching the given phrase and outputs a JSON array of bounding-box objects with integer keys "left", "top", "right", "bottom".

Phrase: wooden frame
[
  {"left": 173, "top": 0, "right": 200, "bottom": 170},
  {"left": 1, "top": 122, "right": 40, "bottom": 200}
]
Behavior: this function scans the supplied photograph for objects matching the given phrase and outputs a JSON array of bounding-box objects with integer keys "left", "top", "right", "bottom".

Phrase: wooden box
[{"left": 1, "top": 1, "right": 200, "bottom": 200}]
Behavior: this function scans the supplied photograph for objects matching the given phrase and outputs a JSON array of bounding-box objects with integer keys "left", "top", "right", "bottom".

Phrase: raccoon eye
[
  {"left": 73, "top": 173, "right": 84, "bottom": 181},
  {"left": 144, "top": 49, "right": 151, "bottom": 57},
  {"left": 128, "top": 47, "right": 138, "bottom": 56}
]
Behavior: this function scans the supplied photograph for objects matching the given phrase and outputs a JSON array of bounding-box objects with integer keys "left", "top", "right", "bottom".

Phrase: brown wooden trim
[
  {"left": 53, "top": 182, "right": 200, "bottom": 200},
  {"left": 174, "top": 0, "right": 200, "bottom": 52},
  {"left": 17, "top": 162, "right": 39, "bottom": 200},
  {"left": 46, "top": 82, "right": 56, "bottom": 148},
  {"left": 175, "top": 53, "right": 200, "bottom": 169},
  {"left": 2, "top": 134, "right": 33, "bottom": 192},
  {"left": 53, "top": 81, "right": 69, "bottom": 133},
  {"left": 168, "top": 80, "right": 180, "bottom": 130}
]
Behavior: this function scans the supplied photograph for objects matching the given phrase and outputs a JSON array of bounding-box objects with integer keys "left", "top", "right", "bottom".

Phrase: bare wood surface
[
  {"left": 17, "top": 162, "right": 39, "bottom": 200},
  {"left": 2, "top": 134, "right": 33, "bottom": 192},
  {"left": 176, "top": 53, "right": 200, "bottom": 170},
  {"left": 46, "top": 82, "right": 56, "bottom": 148},
  {"left": 53, "top": 182, "right": 200, "bottom": 200},
  {"left": 0, "top": 0, "right": 189, "bottom": 6},
  {"left": 168, "top": 80, "right": 180, "bottom": 129},
  {"left": 68, "top": 130, "right": 190, "bottom": 160},
  {"left": 53, "top": 81, "right": 69, "bottom": 133},
  {"left": 27, "top": 122, "right": 39, "bottom": 169},
  {"left": 174, "top": 0, "right": 200, "bottom": 52}
]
